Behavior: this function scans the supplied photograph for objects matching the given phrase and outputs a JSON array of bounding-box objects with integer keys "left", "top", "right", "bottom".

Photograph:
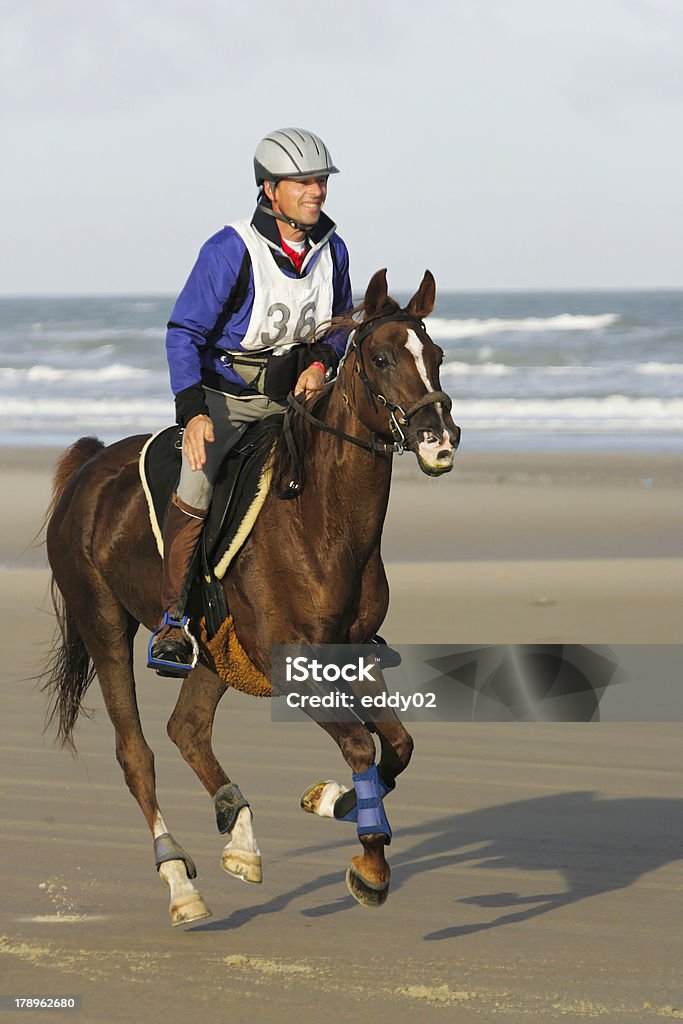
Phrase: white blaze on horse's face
[
  {"left": 405, "top": 329, "right": 455, "bottom": 468},
  {"left": 405, "top": 330, "right": 433, "bottom": 392}
]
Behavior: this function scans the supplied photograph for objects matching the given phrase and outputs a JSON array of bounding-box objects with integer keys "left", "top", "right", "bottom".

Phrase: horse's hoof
[
  {"left": 169, "top": 892, "right": 212, "bottom": 926},
  {"left": 300, "top": 779, "right": 348, "bottom": 818},
  {"left": 345, "top": 864, "right": 390, "bottom": 908},
  {"left": 222, "top": 849, "right": 263, "bottom": 884}
]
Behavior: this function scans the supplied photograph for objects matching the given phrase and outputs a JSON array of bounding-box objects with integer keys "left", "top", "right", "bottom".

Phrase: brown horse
[{"left": 41, "top": 268, "right": 460, "bottom": 925}]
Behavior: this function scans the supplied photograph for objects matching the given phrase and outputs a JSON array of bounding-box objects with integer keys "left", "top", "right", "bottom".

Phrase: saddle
[{"left": 140, "top": 418, "right": 277, "bottom": 632}]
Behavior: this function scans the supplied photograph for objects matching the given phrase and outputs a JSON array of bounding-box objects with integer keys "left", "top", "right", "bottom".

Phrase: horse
[{"left": 41, "top": 268, "right": 460, "bottom": 926}]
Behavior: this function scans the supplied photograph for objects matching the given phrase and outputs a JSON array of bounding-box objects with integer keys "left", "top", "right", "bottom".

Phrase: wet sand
[{"left": 1, "top": 446, "right": 682, "bottom": 1022}]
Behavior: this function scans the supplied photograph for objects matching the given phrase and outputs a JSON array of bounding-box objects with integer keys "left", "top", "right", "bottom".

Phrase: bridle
[
  {"left": 281, "top": 311, "right": 452, "bottom": 495},
  {"left": 347, "top": 312, "right": 452, "bottom": 450}
]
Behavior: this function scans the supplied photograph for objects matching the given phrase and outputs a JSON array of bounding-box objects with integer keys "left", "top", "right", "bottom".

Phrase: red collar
[{"left": 279, "top": 236, "right": 307, "bottom": 274}]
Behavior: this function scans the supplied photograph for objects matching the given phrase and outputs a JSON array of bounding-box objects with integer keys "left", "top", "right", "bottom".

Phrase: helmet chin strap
[
  {"left": 257, "top": 188, "right": 315, "bottom": 235},
  {"left": 257, "top": 197, "right": 314, "bottom": 235}
]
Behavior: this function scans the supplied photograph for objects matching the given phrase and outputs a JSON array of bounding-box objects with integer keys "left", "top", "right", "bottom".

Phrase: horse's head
[{"left": 345, "top": 269, "right": 460, "bottom": 476}]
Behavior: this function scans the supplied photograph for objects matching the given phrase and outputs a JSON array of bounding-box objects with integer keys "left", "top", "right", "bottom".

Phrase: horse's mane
[
  {"left": 264, "top": 296, "right": 402, "bottom": 498},
  {"left": 255, "top": 384, "right": 335, "bottom": 499},
  {"left": 317, "top": 296, "right": 401, "bottom": 339}
]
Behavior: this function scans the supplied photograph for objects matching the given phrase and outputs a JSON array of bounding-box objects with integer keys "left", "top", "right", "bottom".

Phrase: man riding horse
[
  {"left": 149, "top": 128, "right": 352, "bottom": 675},
  {"left": 43, "top": 256, "right": 459, "bottom": 920}
]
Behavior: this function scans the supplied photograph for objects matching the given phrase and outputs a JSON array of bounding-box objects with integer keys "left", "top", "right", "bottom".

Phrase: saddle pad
[{"left": 139, "top": 419, "right": 276, "bottom": 579}]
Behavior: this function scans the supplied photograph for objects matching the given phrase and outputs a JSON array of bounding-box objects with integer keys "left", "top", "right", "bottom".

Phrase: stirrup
[{"left": 147, "top": 612, "right": 199, "bottom": 678}]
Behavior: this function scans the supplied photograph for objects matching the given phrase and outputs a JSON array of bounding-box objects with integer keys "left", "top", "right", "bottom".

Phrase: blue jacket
[{"left": 166, "top": 202, "right": 353, "bottom": 425}]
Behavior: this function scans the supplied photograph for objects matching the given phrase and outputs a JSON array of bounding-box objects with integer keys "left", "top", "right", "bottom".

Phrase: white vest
[{"left": 229, "top": 219, "right": 334, "bottom": 353}]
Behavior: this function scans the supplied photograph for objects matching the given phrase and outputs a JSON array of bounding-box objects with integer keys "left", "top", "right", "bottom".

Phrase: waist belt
[{"left": 220, "top": 346, "right": 308, "bottom": 402}]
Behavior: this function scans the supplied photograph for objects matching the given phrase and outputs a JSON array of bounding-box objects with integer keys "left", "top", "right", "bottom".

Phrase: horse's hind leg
[
  {"left": 167, "top": 663, "right": 262, "bottom": 883},
  {"left": 97, "top": 630, "right": 212, "bottom": 924},
  {"left": 62, "top": 579, "right": 212, "bottom": 926}
]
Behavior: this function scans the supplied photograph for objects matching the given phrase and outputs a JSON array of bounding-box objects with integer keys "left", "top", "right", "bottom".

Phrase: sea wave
[
  {"left": 1, "top": 326, "right": 166, "bottom": 343},
  {"left": 0, "top": 363, "right": 152, "bottom": 382},
  {"left": 3, "top": 394, "right": 682, "bottom": 435},
  {"left": 453, "top": 396, "right": 683, "bottom": 431},
  {"left": 636, "top": 362, "right": 683, "bottom": 375},
  {"left": 2, "top": 397, "right": 173, "bottom": 427},
  {"left": 441, "top": 361, "right": 513, "bottom": 377},
  {"left": 426, "top": 313, "right": 619, "bottom": 340},
  {"left": 443, "top": 360, "right": 683, "bottom": 378}
]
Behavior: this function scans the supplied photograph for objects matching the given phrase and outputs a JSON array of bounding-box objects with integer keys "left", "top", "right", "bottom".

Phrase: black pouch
[{"left": 262, "top": 346, "right": 308, "bottom": 402}]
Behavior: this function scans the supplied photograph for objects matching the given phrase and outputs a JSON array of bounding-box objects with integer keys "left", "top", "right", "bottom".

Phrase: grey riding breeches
[{"left": 176, "top": 387, "right": 285, "bottom": 511}]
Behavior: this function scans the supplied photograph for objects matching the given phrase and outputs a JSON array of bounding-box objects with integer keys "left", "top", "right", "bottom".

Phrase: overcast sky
[{"left": 1, "top": 0, "right": 682, "bottom": 294}]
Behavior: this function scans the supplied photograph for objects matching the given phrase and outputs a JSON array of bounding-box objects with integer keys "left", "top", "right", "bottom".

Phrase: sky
[{"left": 1, "top": 0, "right": 682, "bottom": 294}]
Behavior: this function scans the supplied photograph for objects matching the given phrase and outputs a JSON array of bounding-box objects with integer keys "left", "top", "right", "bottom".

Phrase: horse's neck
[{"left": 304, "top": 384, "right": 393, "bottom": 554}]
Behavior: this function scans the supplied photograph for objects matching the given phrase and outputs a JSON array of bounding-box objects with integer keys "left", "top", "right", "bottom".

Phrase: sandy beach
[{"left": 1, "top": 444, "right": 682, "bottom": 1022}]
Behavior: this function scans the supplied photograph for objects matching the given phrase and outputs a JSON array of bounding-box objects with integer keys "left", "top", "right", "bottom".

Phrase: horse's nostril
[{"left": 437, "top": 451, "right": 451, "bottom": 461}]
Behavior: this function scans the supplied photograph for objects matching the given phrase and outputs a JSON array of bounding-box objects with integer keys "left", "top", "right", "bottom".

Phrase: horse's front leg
[
  {"left": 373, "top": 717, "right": 414, "bottom": 788},
  {"left": 306, "top": 545, "right": 413, "bottom": 823},
  {"left": 301, "top": 670, "right": 414, "bottom": 849},
  {"left": 167, "top": 662, "right": 262, "bottom": 884},
  {"left": 310, "top": 720, "right": 393, "bottom": 907}
]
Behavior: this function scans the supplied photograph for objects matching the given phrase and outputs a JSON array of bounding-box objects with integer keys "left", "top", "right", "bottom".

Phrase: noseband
[{"left": 281, "top": 312, "right": 452, "bottom": 496}]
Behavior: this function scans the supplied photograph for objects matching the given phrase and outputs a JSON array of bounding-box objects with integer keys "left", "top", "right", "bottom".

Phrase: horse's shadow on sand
[{"left": 193, "top": 791, "right": 683, "bottom": 939}]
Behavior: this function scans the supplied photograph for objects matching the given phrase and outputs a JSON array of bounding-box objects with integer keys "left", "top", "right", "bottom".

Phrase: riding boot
[{"left": 148, "top": 493, "right": 207, "bottom": 676}]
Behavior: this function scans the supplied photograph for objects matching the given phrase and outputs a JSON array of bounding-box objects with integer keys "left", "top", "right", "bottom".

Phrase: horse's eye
[{"left": 372, "top": 353, "right": 389, "bottom": 368}]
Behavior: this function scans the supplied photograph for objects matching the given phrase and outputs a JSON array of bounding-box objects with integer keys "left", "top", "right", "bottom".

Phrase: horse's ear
[
  {"left": 364, "top": 268, "right": 389, "bottom": 316},
  {"left": 406, "top": 270, "right": 436, "bottom": 319}
]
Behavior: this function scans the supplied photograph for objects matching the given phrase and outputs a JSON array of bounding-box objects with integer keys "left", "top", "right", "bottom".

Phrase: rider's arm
[{"left": 166, "top": 230, "right": 246, "bottom": 426}]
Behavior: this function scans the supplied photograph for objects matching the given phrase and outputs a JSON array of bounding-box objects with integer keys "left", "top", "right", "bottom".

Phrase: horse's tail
[
  {"left": 46, "top": 435, "right": 105, "bottom": 522},
  {"left": 42, "top": 436, "right": 105, "bottom": 752}
]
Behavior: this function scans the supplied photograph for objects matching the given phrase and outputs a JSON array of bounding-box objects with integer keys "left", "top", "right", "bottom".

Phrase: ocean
[{"left": 1, "top": 291, "right": 682, "bottom": 452}]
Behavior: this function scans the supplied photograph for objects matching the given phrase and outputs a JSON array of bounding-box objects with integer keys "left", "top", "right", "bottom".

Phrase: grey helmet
[{"left": 254, "top": 128, "right": 339, "bottom": 185}]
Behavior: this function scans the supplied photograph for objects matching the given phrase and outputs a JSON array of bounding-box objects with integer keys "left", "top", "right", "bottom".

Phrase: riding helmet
[{"left": 254, "top": 128, "right": 339, "bottom": 185}]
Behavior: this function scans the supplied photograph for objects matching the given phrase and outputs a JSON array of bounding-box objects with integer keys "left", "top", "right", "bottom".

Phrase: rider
[{"left": 149, "top": 128, "right": 353, "bottom": 676}]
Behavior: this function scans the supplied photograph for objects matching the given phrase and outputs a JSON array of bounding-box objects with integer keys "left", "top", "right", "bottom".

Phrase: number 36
[{"left": 261, "top": 301, "right": 317, "bottom": 345}]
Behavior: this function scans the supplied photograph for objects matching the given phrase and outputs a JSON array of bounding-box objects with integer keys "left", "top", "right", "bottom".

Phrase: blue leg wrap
[
  {"left": 334, "top": 769, "right": 395, "bottom": 824},
  {"left": 352, "top": 764, "right": 392, "bottom": 843}
]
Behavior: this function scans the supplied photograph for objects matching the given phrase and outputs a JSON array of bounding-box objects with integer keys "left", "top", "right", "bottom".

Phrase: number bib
[{"left": 229, "top": 219, "right": 334, "bottom": 353}]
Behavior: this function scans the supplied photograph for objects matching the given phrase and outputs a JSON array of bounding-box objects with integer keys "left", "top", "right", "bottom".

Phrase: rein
[{"left": 280, "top": 311, "right": 452, "bottom": 496}]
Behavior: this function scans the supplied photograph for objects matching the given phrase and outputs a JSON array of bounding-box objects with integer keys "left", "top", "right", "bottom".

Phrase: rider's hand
[
  {"left": 294, "top": 363, "right": 325, "bottom": 401},
  {"left": 183, "top": 414, "right": 215, "bottom": 471}
]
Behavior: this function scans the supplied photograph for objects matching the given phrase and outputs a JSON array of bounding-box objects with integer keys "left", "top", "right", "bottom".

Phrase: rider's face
[{"left": 267, "top": 176, "right": 328, "bottom": 230}]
